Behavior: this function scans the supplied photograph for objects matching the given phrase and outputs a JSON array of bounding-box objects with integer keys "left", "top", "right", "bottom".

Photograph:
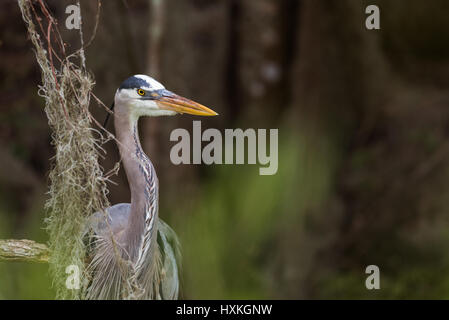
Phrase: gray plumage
[{"left": 87, "top": 204, "right": 180, "bottom": 299}]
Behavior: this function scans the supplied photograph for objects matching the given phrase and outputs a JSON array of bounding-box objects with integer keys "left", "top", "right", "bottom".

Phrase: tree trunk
[{"left": 275, "top": 0, "right": 391, "bottom": 298}]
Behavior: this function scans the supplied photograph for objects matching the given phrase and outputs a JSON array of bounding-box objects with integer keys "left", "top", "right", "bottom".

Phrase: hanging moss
[{"left": 18, "top": 0, "right": 110, "bottom": 299}]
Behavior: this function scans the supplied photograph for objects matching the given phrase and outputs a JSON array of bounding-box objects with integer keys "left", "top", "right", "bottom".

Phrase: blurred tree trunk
[
  {"left": 292, "top": 0, "right": 388, "bottom": 139},
  {"left": 275, "top": 0, "right": 391, "bottom": 298},
  {"left": 234, "top": 0, "right": 295, "bottom": 127}
]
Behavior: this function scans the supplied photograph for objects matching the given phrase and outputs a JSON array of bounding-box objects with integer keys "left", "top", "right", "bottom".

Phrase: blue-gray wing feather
[
  {"left": 157, "top": 219, "right": 181, "bottom": 299},
  {"left": 87, "top": 203, "right": 181, "bottom": 300}
]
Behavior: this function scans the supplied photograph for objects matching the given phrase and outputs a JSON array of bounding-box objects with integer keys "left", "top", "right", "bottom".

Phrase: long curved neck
[{"left": 114, "top": 103, "right": 158, "bottom": 264}]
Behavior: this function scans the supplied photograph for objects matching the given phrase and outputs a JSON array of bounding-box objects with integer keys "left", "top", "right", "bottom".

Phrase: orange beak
[{"left": 156, "top": 91, "right": 218, "bottom": 116}]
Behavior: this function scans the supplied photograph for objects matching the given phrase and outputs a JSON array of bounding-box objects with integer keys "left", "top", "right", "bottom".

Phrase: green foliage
[
  {"left": 173, "top": 127, "right": 338, "bottom": 298},
  {"left": 317, "top": 241, "right": 449, "bottom": 300}
]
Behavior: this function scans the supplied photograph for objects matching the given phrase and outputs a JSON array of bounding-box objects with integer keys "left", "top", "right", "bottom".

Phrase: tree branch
[{"left": 0, "top": 239, "right": 49, "bottom": 263}]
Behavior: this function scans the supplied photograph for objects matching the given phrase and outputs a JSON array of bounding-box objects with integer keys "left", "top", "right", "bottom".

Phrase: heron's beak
[{"left": 156, "top": 91, "right": 218, "bottom": 116}]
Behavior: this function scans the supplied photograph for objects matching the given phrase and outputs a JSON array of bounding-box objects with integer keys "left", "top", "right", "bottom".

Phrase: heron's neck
[{"left": 114, "top": 105, "right": 158, "bottom": 263}]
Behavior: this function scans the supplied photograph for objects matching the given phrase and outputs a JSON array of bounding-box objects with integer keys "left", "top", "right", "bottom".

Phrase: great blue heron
[{"left": 86, "top": 75, "right": 217, "bottom": 299}]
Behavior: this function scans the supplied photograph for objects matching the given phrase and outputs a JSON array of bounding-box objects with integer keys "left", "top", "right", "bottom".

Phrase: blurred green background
[{"left": 2, "top": 0, "right": 449, "bottom": 299}]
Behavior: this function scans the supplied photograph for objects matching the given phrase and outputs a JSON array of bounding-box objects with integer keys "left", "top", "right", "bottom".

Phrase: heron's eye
[{"left": 137, "top": 89, "right": 146, "bottom": 96}]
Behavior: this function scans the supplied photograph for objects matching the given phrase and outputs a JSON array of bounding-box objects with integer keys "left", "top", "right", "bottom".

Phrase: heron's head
[{"left": 114, "top": 74, "right": 217, "bottom": 117}]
